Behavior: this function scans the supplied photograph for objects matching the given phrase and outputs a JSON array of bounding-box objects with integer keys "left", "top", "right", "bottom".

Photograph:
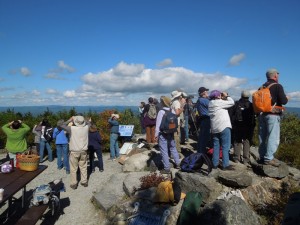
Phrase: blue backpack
[
  {"left": 159, "top": 109, "right": 178, "bottom": 134},
  {"left": 180, "top": 153, "right": 213, "bottom": 174}
]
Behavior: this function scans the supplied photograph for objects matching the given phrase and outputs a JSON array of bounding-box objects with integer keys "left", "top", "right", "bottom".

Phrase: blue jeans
[
  {"left": 39, "top": 138, "right": 53, "bottom": 162},
  {"left": 110, "top": 133, "right": 120, "bottom": 159},
  {"left": 258, "top": 114, "right": 281, "bottom": 161},
  {"left": 56, "top": 144, "right": 69, "bottom": 172},
  {"left": 197, "top": 117, "right": 211, "bottom": 153},
  {"left": 212, "top": 127, "right": 231, "bottom": 168},
  {"left": 159, "top": 133, "right": 180, "bottom": 170}
]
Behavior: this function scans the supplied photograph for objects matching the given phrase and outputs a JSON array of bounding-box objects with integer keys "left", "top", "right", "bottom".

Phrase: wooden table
[{"left": 0, "top": 165, "right": 48, "bottom": 218}]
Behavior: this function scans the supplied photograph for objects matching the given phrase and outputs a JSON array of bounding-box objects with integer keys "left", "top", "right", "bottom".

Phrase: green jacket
[{"left": 2, "top": 123, "right": 30, "bottom": 153}]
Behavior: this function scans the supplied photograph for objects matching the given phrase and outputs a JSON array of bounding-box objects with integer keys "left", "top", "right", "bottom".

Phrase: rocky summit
[{"left": 92, "top": 134, "right": 300, "bottom": 225}]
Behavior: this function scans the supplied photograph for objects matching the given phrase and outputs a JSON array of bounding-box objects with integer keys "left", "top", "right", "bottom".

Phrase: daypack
[
  {"left": 154, "top": 180, "right": 184, "bottom": 205},
  {"left": 232, "top": 100, "right": 253, "bottom": 125},
  {"left": 31, "top": 184, "right": 52, "bottom": 205},
  {"left": 252, "top": 83, "right": 284, "bottom": 114},
  {"left": 147, "top": 104, "right": 157, "bottom": 119},
  {"left": 177, "top": 191, "right": 203, "bottom": 225},
  {"left": 160, "top": 109, "right": 178, "bottom": 134},
  {"left": 180, "top": 153, "right": 213, "bottom": 174},
  {"left": 44, "top": 126, "right": 54, "bottom": 142}
]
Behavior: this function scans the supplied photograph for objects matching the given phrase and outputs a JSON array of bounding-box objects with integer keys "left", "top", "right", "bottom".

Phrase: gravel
[{"left": 0, "top": 152, "right": 122, "bottom": 225}]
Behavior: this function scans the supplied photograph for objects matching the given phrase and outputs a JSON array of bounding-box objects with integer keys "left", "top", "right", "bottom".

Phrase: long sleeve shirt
[{"left": 155, "top": 107, "right": 176, "bottom": 137}]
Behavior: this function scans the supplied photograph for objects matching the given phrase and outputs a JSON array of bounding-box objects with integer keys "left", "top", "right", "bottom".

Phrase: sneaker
[
  {"left": 264, "top": 159, "right": 280, "bottom": 167},
  {"left": 80, "top": 182, "right": 88, "bottom": 187},
  {"left": 222, "top": 165, "right": 235, "bottom": 171},
  {"left": 70, "top": 184, "right": 77, "bottom": 190},
  {"left": 175, "top": 165, "right": 180, "bottom": 169},
  {"left": 99, "top": 170, "right": 104, "bottom": 172},
  {"left": 160, "top": 169, "right": 171, "bottom": 174},
  {"left": 257, "top": 159, "right": 264, "bottom": 164}
]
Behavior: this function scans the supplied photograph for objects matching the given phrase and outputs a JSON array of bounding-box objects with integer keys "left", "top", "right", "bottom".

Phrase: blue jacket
[
  {"left": 108, "top": 118, "right": 119, "bottom": 134},
  {"left": 53, "top": 127, "right": 68, "bottom": 144}
]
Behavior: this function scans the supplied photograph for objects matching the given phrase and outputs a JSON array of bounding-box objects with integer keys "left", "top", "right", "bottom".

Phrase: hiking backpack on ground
[
  {"left": 160, "top": 109, "right": 178, "bottom": 134},
  {"left": 44, "top": 126, "right": 54, "bottom": 142},
  {"left": 180, "top": 152, "right": 213, "bottom": 173},
  {"left": 252, "top": 83, "right": 284, "bottom": 114},
  {"left": 147, "top": 104, "right": 157, "bottom": 119},
  {"left": 177, "top": 191, "right": 203, "bottom": 225}
]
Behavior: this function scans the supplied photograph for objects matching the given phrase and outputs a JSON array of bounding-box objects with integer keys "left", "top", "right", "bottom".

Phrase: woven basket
[{"left": 18, "top": 153, "right": 40, "bottom": 172}]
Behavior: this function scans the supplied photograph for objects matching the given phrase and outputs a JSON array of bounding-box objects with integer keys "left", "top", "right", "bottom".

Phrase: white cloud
[
  {"left": 58, "top": 60, "right": 75, "bottom": 73},
  {"left": 64, "top": 90, "right": 76, "bottom": 98},
  {"left": 44, "top": 73, "right": 65, "bottom": 80},
  {"left": 46, "top": 88, "right": 59, "bottom": 94},
  {"left": 32, "top": 90, "right": 40, "bottom": 96},
  {"left": 228, "top": 53, "right": 246, "bottom": 66},
  {"left": 20, "top": 67, "right": 31, "bottom": 76},
  {"left": 156, "top": 58, "right": 173, "bottom": 67}
]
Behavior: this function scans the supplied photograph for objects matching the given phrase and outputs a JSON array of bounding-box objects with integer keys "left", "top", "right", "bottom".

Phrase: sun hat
[
  {"left": 171, "top": 90, "right": 182, "bottom": 100},
  {"left": 111, "top": 114, "right": 120, "bottom": 119},
  {"left": 241, "top": 90, "right": 250, "bottom": 98},
  {"left": 209, "top": 90, "right": 222, "bottom": 99},
  {"left": 74, "top": 116, "right": 86, "bottom": 127},
  {"left": 160, "top": 96, "right": 171, "bottom": 107},
  {"left": 266, "top": 68, "right": 279, "bottom": 77},
  {"left": 198, "top": 87, "right": 209, "bottom": 95}
]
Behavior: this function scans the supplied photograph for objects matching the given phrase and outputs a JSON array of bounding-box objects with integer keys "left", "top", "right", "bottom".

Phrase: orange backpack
[{"left": 252, "top": 83, "right": 284, "bottom": 114}]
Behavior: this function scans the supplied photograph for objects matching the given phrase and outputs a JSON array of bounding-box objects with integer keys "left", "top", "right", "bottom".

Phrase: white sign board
[{"left": 119, "top": 125, "right": 134, "bottom": 137}]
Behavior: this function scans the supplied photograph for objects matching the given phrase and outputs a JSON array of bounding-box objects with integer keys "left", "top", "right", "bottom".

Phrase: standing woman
[
  {"left": 88, "top": 123, "right": 104, "bottom": 173},
  {"left": 2, "top": 120, "right": 30, "bottom": 166},
  {"left": 108, "top": 114, "right": 120, "bottom": 161},
  {"left": 39, "top": 119, "right": 53, "bottom": 163},
  {"left": 32, "top": 123, "right": 42, "bottom": 154}
]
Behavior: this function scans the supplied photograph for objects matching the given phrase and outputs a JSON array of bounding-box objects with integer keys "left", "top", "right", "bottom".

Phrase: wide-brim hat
[
  {"left": 161, "top": 96, "right": 171, "bottom": 107},
  {"left": 171, "top": 90, "right": 182, "bottom": 100},
  {"left": 74, "top": 116, "right": 86, "bottom": 127},
  {"left": 111, "top": 114, "right": 120, "bottom": 119}
]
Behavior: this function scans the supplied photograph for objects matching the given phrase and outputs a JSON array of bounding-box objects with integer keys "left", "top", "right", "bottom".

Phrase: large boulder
[{"left": 198, "top": 196, "right": 261, "bottom": 225}]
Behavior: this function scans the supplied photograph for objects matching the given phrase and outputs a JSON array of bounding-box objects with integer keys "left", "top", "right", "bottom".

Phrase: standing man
[
  {"left": 196, "top": 87, "right": 211, "bottom": 153},
  {"left": 108, "top": 113, "right": 120, "bottom": 161},
  {"left": 61, "top": 115, "right": 90, "bottom": 189},
  {"left": 170, "top": 90, "right": 186, "bottom": 153},
  {"left": 258, "top": 68, "right": 289, "bottom": 166},
  {"left": 231, "top": 90, "right": 255, "bottom": 164}
]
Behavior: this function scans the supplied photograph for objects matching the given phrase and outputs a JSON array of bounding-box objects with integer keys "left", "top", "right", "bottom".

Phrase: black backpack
[
  {"left": 180, "top": 153, "right": 213, "bottom": 174},
  {"left": 44, "top": 126, "right": 54, "bottom": 142},
  {"left": 232, "top": 100, "right": 253, "bottom": 125},
  {"left": 159, "top": 109, "right": 178, "bottom": 134}
]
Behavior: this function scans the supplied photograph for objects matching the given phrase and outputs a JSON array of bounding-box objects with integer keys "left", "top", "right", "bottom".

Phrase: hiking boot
[
  {"left": 99, "top": 170, "right": 104, "bottom": 172},
  {"left": 80, "top": 182, "right": 88, "bottom": 187},
  {"left": 222, "top": 165, "right": 235, "bottom": 171},
  {"left": 257, "top": 159, "right": 264, "bottom": 164},
  {"left": 70, "top": 184, "right": 78, "bottom": 190},
  {"left": 264, "top": 159, "right": 280, "bottom": 167},
  {"left": 160, "top": 169, "right": 171, "bottom": 174}
]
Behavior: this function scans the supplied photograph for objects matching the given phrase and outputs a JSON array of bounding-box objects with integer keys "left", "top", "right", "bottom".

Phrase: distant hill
[{"left": 0, "top": 105, "right": 139, "bottom": 116}]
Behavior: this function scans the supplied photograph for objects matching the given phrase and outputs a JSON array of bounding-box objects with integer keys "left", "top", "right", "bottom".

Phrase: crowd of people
[
  {"left": 139, "top": 68, "right": 289, "bottom": 172},
  {"left": 1, "top": 68, "right": 289, "bottom": 181},
  {"left": 1, "top": 114, "right": 119, "bottom": 190}
]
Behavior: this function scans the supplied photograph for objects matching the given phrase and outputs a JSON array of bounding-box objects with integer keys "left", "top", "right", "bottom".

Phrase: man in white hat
[
  {"left": 170, "top": 90, "right": 186, "bottom": 153},
  {"left": 61, "top": 115, "right": 90, "bottom": 189}
]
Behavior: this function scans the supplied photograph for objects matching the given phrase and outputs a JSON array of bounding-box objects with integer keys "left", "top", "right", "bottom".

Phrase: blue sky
[{"left": 0, "top": 0, "right": 299, "bottom": 107}]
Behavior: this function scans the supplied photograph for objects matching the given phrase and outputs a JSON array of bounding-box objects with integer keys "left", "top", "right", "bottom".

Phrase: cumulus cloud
[
  {"left": 58, "top": 60, "right": 75, "bottom": 73},
  {"left": 64, "top": 90, "right": 76, "bottom": 98},
  {"left": 156, "top": 58, "right": 173, "bottom": 67},
  {"left": 46, "top": 88, "right": 59, "bottom": 94},
  {"left": 32, "top": 90, "right": 40, "bottom": 96},
  {"left": 228, "top": 53, "right": 246, "bottom": 66},
  {"left": 20, "top": 67, "right": 31, "bottom": 76}
]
